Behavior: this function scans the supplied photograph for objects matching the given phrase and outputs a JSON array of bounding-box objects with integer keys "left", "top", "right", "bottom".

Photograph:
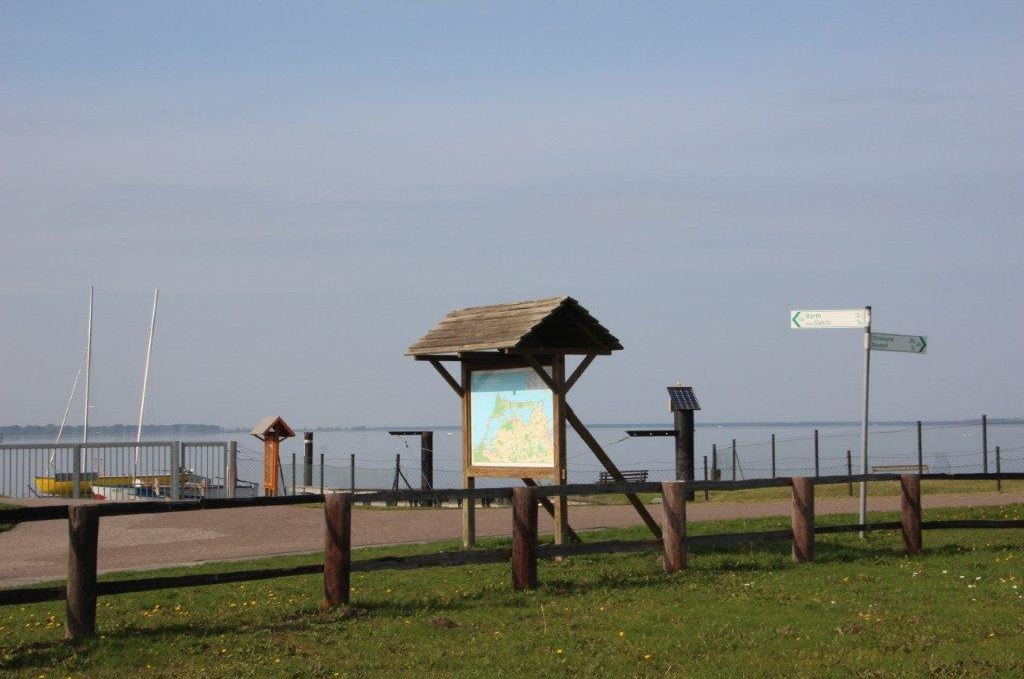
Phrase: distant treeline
[{"left": 0, "top": 424, "right": 226, "bottom": 438}]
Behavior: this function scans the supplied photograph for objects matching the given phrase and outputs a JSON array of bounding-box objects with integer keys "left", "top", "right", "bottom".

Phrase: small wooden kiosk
[
  {"left": 408, "top": 296, "right": 662, "bottom": 547},
  {"left": 251, "top": 416, "right": 295, "bottom": 497}
]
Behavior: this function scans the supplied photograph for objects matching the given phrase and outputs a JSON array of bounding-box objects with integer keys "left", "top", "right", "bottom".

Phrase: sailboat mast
[
  {"left": 83, "top": 286, "right": 94, "bottom": 444},
  {"left": 135, "top": 289, "right": 159, "bottom": 446}
]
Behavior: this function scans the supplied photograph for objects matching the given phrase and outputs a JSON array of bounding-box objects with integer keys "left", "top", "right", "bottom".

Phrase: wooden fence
[{"left": 1, "top": 472, "right": 1023, "bottom": 640}]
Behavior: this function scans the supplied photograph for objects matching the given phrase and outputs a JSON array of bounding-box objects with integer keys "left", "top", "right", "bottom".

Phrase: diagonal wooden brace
[
  {"left": 522, "top": 478, "right": 581, "bottom": 543},
  {"left": 565, "top": 405, "right": 663, "bottom": 539}
]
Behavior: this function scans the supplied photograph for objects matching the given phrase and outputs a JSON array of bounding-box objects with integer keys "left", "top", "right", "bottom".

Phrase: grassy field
[
  {"left": 2, "top": 504, "right": 1022, "bottom": 678},
  {"left": 581, "top": 478, "right": 1024, "bottom": 506}
]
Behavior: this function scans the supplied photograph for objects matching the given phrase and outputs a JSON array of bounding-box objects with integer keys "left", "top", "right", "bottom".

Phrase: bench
[
  {"left": 871, "top": 464, "right": 929, "bottom": 473},
  {"left": 597, "top": 470, "right": 649, "bottom": 484}
]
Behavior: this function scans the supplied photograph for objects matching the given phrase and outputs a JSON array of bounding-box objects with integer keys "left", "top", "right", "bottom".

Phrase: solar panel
[{"left": 667, "top": 386, "right": 700, "bottom": 411}]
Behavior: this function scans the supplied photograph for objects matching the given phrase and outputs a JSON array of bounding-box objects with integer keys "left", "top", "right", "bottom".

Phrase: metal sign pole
[{"left": 859, "top": 305, "right": 871, "bottom": 538}]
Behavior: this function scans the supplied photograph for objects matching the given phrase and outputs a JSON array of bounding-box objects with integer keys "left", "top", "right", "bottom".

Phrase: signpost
[
  {"left": 790, "top": 309, "right": 869, "bottom": 329},
  {"left": 870, "top": 333, "right": 927, "bottom": 354},
  {"left": 790, "top": 307, "right": 928, "bottom": 538}
]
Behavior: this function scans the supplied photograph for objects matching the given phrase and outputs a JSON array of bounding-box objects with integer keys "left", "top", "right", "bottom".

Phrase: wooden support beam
[
  {"left": 661, "top": 481, "right": 687, "bottom": 573},
  {"left": 900, "top": 474, "right": 922, "bottom": 555},
  {"left": 564, "top": 404, "right": 662, "bottom": 539},
  {"left": 551, "top": 354, "right": 568, "bottom": 548},
  {"left": 520, "top": 352, "right": 558, "bottom": 392},
  {"left": 323, "top": 492, "right": 352, "bottom": 607},
  {"left": 791, "top": 477, "right": 814, "bottom": 563},
  {"left": 564, "top": 354, "right": 596, "bottom": 393},
  {"left": 522, "top": 478, "right": 580, "bottom": 543},
  {"left": 428, "top": 359, "right": 464, "bottom": 397},
  {"left": 461, "top": 362, "right": 475, "bottom": 547},
  {"left": 512, "top": 486, "right": 538, "bottom": 590},
  {"left": 66, "top": 505, "right": 99, "bottom": 640}
]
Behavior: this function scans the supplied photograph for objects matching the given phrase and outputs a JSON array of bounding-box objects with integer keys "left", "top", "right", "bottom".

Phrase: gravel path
[{"left": 2, "top": 491, "right": 1020, "bottom": 587}]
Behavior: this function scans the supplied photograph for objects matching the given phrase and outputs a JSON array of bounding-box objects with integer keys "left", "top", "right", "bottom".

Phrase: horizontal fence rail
[{"left": 1, "top": 473, "right": 1022, "bottom": 639}]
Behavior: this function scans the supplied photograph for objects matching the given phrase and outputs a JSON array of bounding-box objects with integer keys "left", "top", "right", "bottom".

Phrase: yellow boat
[{"left": 33, "top": 473, "right": 175, "bottom": 497}]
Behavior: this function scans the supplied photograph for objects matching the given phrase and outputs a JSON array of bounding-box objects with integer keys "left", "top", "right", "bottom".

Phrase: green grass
[
  {"left": 582, "top": 479, "right": 1024, "bottom": 505},
  {"left": 2, "top": 504, "right": 1023, "bottom": 678}
]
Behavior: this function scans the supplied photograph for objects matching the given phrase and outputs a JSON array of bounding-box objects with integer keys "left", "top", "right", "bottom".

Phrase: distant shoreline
[{"left": 2, "top": 417, "right": 1021, "bottom": 439}]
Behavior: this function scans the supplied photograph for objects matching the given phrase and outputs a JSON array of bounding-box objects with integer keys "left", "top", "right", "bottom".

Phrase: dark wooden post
[
  {"left": 319, "top": 453, "right": 325, "bottom": 495},
  {"left": 731, "top": 439, "right": 737, "bottom": 481},
  {"left": 982, "top": 414, "right": 988, "bottom": 473},
  {"left": 66, "top": 505, "right": 100, "bottom": 639},
  {"left": 552, "top": 354, "right": 569, "bottom": 546},
  {"left": 813, "top": 429, "right": 820, "bottom": 477},
  {"left": 996, "top": 446, "right": 1002, "bottom": 491},
  {"left": 900, "top": 474, "right": 922, "bottom": 556},
  {"left": 512, "top": 486, "right": 538, "bottom": 590},
  {"left": 674, "top": 410, "right": 695, "bottom": 500},
  {"left": 711, "top": 444, "right": 718, "bottom": 482},
  {"left": 846, "top": 450, "right": 853, "bottom": 496},
  {"left": 790, "top": 477, "right": 814, "bottom": 563},
  {"left": 916, "top": 420, "right": 923, "bottom": 475},
  {"left": 303, "top": 432, "right": 313, "bottom": 488},
  {"left": 349, "top": 453, "right": 356, "bottom": 494},
  {"left": 702, "top": 455, "right": 709, "bottom": 501},
  {"left": 323, "top": 492, "right": 352, "bottom": 607},
  {"left": 661, "top": 481, "right": 687, "bottom": 573},
  {"left": 770, "top": 434, "right": 776, "bottom": 478},
  {"left": 461, "top": 363, "right": 476, "bottom": 548},
  {"left": 420, "top": 431, "right": 434, "bottom": 491}
]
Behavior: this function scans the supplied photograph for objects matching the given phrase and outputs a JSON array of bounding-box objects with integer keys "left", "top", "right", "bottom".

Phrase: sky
[{"left": 1, "top": 1, "right": 1022, "bottom": 428}]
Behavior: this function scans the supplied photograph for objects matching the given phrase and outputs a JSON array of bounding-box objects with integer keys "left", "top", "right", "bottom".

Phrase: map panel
[{"left": 470, "top": 368, "right": 555, "bottom": 468}]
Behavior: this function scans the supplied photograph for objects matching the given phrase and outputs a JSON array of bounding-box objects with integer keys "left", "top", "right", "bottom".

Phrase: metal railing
[{"left": 0, "top": 441, "right": 243, "bottom": 500}]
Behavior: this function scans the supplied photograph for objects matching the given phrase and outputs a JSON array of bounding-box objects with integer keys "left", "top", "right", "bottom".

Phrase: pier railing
[
  {"left": 0, "top": 441, "right": 238, "bottom": 500},
  {"left": 1, "top": 472, "right": 1023, "bottom": 639}
]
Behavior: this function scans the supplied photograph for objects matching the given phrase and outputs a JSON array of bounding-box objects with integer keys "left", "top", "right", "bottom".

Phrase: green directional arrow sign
[
  {"left": 870, "top": 332, "right": 928, "bottom": 354},
  {"left": 789, "top": 309, "right": 869, "bottom": 329}
]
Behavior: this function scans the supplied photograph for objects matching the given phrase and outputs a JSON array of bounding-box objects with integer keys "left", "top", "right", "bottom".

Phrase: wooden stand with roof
[
  {"left": 408, "top": 296, "right": 662, "bottom": 548},
  {"left": 251, "top": 416, "right": 296, "bottom": 497}
]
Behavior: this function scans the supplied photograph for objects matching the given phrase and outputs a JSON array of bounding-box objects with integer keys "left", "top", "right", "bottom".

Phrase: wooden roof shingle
[{"left": 407, "top": 296, "right": 622, "bottom": 356}]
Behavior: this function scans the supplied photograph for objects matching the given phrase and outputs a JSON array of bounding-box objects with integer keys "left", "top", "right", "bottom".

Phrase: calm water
[{"left": 5, "top": 421, "right": 1021, "bottom": 490}]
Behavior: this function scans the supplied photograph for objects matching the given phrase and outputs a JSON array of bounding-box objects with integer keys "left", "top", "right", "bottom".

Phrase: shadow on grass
[{"left": 5, "top": 532, "right": 1019, "bottom": 671}]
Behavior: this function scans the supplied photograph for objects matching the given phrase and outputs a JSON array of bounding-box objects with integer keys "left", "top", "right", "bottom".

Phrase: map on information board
[{"left": 470, "top": 367, "right": 555, "bottom": 468}]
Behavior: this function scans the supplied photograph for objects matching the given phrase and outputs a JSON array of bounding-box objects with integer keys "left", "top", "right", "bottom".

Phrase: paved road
[{"left": 2, "top": 491, "right": 1021, "bottom": 587}]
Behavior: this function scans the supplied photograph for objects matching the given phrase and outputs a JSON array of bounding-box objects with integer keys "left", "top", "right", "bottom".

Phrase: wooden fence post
[
  {"left": 996, "top": 446, "right": 1002, "bottom": 492},
  {"left": 512, "top": 486, "right": 538, "bottom": 591},
  {"left": 791, "top": 477, "right": 814, "bottom": 563},
  {"left": 917, "top": 420, "right": 923, "bottom": 475},
  {"left": 846, "top": 450, "right": 853, "bottom": 497},
  {"left": 66, "top": 505, "right": 99, "bottom": 640},
  {"left": 900, "top": 474, "right": 922, "bottom": 556},
  {"left": 661, "top": 481, "right": 687, "bottom": 573},
  {"left": 731, "top": 439, "right": 737, "bottom": 481},
  {"left": 813, "top": 429, "right": 819, "bottom": 477},
  {"left": 702, "top": 456, "right": 709, "bottom": 501},
  {"left": 323, "top": 492, "right": 352, "bottom": 607}
]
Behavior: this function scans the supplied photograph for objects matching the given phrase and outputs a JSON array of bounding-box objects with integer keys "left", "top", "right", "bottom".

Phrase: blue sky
[{"left": 2, "top": 1, "right": 1021, "bottom": 427}]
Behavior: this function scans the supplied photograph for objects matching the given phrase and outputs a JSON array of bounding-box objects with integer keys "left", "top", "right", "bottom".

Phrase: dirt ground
[{"left": 2, "top": 490, "right": 1021, "bottom": 587}]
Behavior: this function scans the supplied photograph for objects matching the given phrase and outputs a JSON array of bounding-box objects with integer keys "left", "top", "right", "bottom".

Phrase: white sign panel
[
  {"left": 870, "top": 332, "right": 927, "bottom": 354},
  {"left": 790, "top": 309, "right": 869, "bottom": 329}
]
